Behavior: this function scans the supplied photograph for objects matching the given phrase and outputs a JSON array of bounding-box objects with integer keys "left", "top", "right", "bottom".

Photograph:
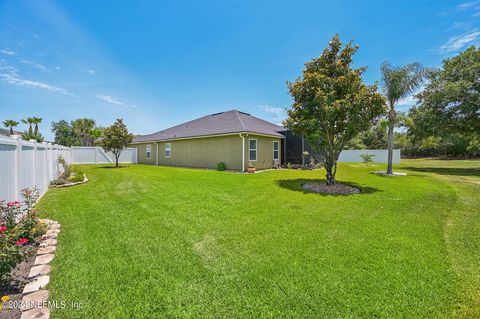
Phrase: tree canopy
[
  {"left": 285, "top": 34, "right": 386, "bottom": 185},
  {"left": 51, "top": 118, "right": 102, "bottom": 146},
  {"left": 99, "top": 119, "right": 133, "bottom": 167},
  {"left": 411, "top": 46, "right": 480, "bottom": 139}
]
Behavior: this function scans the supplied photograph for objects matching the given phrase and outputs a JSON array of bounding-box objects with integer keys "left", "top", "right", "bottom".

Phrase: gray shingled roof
[
  {"left": 0, "top": 128, "right": 21, "bottom": 136},
  {"left": 132, "top": 110, "right": 285, "bottom": 143}
]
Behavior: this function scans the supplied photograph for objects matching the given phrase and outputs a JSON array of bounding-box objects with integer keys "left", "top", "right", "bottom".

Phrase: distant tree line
[
  {"left": 51, "top": 118, "right": 104, "bottom": 147},
  {"left": 346, "top": 46, "right": 480, "bottom": 158}
]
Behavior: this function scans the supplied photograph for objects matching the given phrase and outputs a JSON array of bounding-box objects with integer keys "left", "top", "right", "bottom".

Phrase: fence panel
[
  {"left": 72, "top": 147, "right": 137, "bottom": 164},
  {"left": 338, "top": 149, "right": 401, "bottom": 164},
  {"left": 0, "top": 136, "right": 72, "bottom": 202},
  {"left": 0, "top": 140, "right": 17, "bottom": 202}
]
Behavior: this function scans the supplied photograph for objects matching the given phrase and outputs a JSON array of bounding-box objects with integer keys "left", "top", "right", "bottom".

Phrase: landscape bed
[{"left": 35, "top": 159, "right": 480, "bottom": 318}]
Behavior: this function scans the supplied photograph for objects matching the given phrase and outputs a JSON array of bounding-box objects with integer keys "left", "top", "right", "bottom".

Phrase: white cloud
[
  {"left": 95, "top": 95, "right": 137, "bottom": 108},
  {"left": 0, "top": 61, "right": 70, "bottom": 95},
  {"left": 87, "top": 69, "right": 95, "bottom": 74},
  {"left": 439, "top": 31, "right": 480, "bottom": 53},
  {"left": 1, "top": 49, "right": 16, "bottom": 56},
  {"left": 0, "top": 72, "right": 71, "bottom": 95},
  {"left": 259, "top": 105, "right": 286, "bottom": 125},
  {"left": 21, "top": 59, "right": 48, "bottom": 72},
  {"left": 458, "top": 0, "right": 480, "bottom": 9}
]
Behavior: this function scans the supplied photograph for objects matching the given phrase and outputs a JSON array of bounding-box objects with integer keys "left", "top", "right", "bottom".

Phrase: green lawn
[{"left": 36, "top": 159, "right": 480, "bottom": 318}]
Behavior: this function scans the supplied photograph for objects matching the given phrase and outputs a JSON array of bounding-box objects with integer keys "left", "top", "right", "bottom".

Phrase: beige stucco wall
[
  {"left": 130, "top": 133, "right": 282, "bottom": 171},
  {"left": 134, "top": 143, "right": 157, "bottom": 165},
  {"left": 242, "top": 134, "right": 282, "bottom": 170}
]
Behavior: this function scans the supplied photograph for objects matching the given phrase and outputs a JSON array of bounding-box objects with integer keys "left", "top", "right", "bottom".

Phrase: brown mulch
[
  {"left": 0, "top": 250, "right": 37, "bottom": 319},
  {"left": 302, "top": 182, "right": 360, "bottom": 195}
]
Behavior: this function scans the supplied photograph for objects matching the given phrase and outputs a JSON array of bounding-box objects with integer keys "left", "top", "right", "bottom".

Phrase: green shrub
[
  {"left": 58, "top": 155, "right": 71, "bottom": 180},
  {"left": 360, "top": 153, "right": 375, "bottom": 165},
  {"left": 68, "top": 174, "right": 85, "bottom": 183},
  {"left": 217, "top": 162, "right": 225, "bottom": 171},
  {"left": 50, "top": 178, "right": 67, "bottom": 186}
]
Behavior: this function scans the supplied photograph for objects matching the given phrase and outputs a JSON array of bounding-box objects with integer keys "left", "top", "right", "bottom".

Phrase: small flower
[
  {"left": 15, "top": 238, "right": 29, "bottom": 245},
  {"left": 6, "top": 201, "right": 21, "bottom": 208},
  {"left": 1, "top": 295, "right": 10, "bottom": 302},
  {"left": 0, "top": 226, "right": 7, "bottom": 233}
]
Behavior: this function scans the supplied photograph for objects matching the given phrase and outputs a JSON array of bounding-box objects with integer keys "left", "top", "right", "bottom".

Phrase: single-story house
[
  {"left": 0, "top": 128, "right": 21, "bottom": 137},
  {"left": 129, "top": 110, "right": 286, "bottom": 171}
]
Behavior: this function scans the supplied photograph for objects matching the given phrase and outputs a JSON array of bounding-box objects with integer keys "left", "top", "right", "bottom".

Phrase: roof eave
[{"left": 131, "top": 131, "right": 284, "bottom": 144}]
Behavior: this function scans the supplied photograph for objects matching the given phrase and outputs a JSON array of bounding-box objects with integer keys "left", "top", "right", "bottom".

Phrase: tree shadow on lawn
[
  {"left": 96, "top": 165, "right": 129, "bottom": 169},
  {"left": 275, "top": 179, "right": 381, "bottom": 196},
  {"left": 402, "top": 166, "right": 480, "bottom": 177}
]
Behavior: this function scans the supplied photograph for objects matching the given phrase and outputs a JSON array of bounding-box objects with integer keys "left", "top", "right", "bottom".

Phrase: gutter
[{"left": 239, "top": 134, "right": 245, "bottom": 172}]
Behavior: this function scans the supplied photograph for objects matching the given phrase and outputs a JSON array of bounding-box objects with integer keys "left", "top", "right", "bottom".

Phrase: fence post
[
  {"left": 29, "top": 139, "right": 37, "bottom": 190},
  {"left": 12, "top": 136, "right": 21, "bottom": 201},
  {"left": 43, "top": 142, "right": 50, "bottom": 191}
]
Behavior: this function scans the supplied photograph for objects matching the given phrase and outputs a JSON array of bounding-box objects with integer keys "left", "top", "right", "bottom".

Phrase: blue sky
[{"left": 1, "top": 0, "right": 479, "bottom": 141}]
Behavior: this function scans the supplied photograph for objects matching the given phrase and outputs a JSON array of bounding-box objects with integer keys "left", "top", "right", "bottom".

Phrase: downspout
[
  {"left": 239, "top": 134, "right": 245, "bottom": 172},
  {"left": 154, "top": 142, "right": 159, "bottom": 166}
]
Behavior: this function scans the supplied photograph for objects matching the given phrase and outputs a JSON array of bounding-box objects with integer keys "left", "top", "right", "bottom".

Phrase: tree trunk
[
  {"left": 325, "top": 161, "right": 337, "bottom": 185},
  {"left": 9, "top": 127, "right": 13, "bottom": 135},
  {"left": 115, "top": 155, "right": 119, "bottom": 167},
  {"left": 386, "top": 105, "right": 395, "bottom": 175}
]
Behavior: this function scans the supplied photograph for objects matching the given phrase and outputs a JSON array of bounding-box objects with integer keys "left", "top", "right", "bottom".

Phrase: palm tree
[
  {"left": 72, "top": 118, "right": 96, "bottom": 146},
  {"left": 89, "top": 127, "right": 103, "bottom": 146},
  {"left": 3, "top": 120, "right": 19, "bottom": 135},
  {"left": 31, "top": 117, "right": 42, "bottom": 135},
  {"left": 381, "top": 62, "right": 425, "bottom": 174},
  {"left": 21, "top": 117, "right": 35, "bottom": 135}
]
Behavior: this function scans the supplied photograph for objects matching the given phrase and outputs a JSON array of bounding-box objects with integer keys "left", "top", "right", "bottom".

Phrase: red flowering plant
[{"left": 0, "top": 188, "right": 46, "bottom": 285}]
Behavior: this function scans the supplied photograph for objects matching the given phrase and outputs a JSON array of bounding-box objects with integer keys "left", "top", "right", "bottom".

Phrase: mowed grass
[{"left": 36, "top": 159, "right": 480, "bottom": 318}]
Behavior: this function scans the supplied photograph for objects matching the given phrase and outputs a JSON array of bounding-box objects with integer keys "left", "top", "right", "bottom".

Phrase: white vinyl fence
[
  {"left": 0, "top": 135, "right": 72, "bottom": 202},
  {"left": 71, "top": 147, "right": 137, "bottom": 164},
  {"left": 338, "top": 149, "right": 401, "bottom": 164}
]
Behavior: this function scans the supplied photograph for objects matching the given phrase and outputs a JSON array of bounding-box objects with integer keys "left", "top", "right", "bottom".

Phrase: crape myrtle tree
[
  {"left": 100, "top": 119, "right": 133, "bottom": 167},
  {"left": 380, "top": 62, "right": 425, "bottom": 174},
  {"left": 285, "top": 34, "right": 386, "bottom": 185}
]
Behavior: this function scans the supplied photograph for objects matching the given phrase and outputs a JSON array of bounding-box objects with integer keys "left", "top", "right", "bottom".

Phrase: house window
[
  {"left": 146, "top": 144, "right": 151, "bottom": 159},
  {"left": 249, "top": 139, "right": 257, "bottom": 161},
  {"left": 273, "top": 141, "right": 279, "bottom": 160},
  {"left": 165, "top": 143, "right": 171, "bottom": 157}
]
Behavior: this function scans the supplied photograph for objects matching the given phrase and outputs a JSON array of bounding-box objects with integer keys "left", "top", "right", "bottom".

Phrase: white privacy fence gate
[
  {"left": 71, "top": 147, "right": 137, "bottom": 164},
  {"left": 0, "top": 135, "right": 72, "bottom": 202}
]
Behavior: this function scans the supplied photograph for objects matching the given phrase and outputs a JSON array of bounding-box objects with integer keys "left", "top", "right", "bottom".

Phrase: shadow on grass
[
  {"left": 96, "top": 165, "right": 129, "bottom": 169},
  {"left": 275, "top": 179, "right": 380, "bottom": 196},
  {"left": 403, "top": 166, "right": 480, "bottom": 177}
]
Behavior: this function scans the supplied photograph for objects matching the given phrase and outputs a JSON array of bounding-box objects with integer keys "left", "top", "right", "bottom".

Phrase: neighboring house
[
  {"left": 129, "top": 110, "right": 285, "bottom": 171},
  {"left": 0, "top": 128, "right": 21, "bottom": 137}
]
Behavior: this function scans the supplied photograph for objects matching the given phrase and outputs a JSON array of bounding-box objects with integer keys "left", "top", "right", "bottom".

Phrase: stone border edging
[
  {"left": 19, "top": 219, "right": 61, "bottom": 319},
  {"left": 49, "top": 174, "right": 88, "bottom": 188}
]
